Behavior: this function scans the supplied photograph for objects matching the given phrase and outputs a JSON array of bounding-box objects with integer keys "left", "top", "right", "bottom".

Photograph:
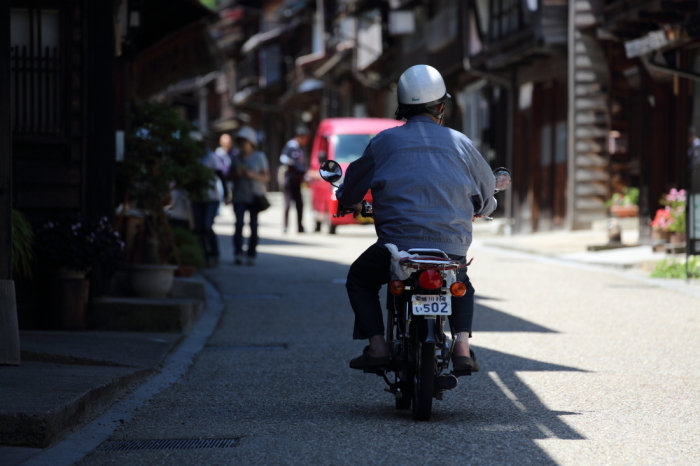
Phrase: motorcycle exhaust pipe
[{"left": 435, "top": 374, "right": 458, "bottom": 391}]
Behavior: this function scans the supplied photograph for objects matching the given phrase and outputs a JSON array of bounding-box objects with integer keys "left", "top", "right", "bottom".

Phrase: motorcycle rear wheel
[
  {"left": 411, "top": 339, "right": 435, "bottom": 421},
  {"left": 395, "top": 369, "right": 412, "bottom": 410}
]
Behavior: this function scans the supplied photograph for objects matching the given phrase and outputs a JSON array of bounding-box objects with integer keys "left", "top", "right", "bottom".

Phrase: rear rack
[{"left": 399, "top": 256, "right": 461, "bottom": 271}]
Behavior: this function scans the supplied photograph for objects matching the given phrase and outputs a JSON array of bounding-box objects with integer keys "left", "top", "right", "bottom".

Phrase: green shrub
[
  {"left": 11, "top": 209, "right": 34, "bottom": 278},
  {"left": 650, "top": 256, "right": 700, "bottom": 279},
  {"left": 168, "top": 227, "right": 206, "bottom": 268}
]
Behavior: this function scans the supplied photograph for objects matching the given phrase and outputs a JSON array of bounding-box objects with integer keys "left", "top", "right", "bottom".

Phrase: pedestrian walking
[
  {"left": 281, "top": 126, "right": 310, "bottom": 233},
  {"left": 190, "top": 132, "right": 229, "bottom": 267},
  {"left": 229, "top": 126, "right": 270, "bottom": 266},
  {"left": 215, "top": 133, "right": 235, "bottom": 177}
]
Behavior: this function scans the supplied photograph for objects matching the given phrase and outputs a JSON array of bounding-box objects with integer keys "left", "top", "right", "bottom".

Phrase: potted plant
[
  {"left": 650, "top": 188, "right": 687, "bottom": 247},
  {"left": 650, "top": 208, "right": 672, "bottom": 249},
  {"left": 169, "top": 227, "right": 206, "bottom": 277},
  {"left": 119, "top": 103, "right": 213, "bottom": 297},
  {"left": 34, "top": 214, "right": 124, "bottom": 329},
  {"left": 11, "top": 209, "right": 34, "bottom": 280},
  {"left": 607, "top": 187, "right": 639, "bottom": 218},
  {"left": 662, "top": 188, "right": 686, "bottom": 244}
]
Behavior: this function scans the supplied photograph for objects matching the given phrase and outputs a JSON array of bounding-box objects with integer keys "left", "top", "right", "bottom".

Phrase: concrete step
[
  {"left": 92, "top": 297, "right": 204, "bottom": 333},
  {"left": 0, "top": 332, "right": 180, "bottom": 447}
]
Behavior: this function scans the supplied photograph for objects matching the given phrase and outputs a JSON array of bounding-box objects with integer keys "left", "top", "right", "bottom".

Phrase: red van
[{"left": 309, "top": 118, "right": 404, "bottom": 234}]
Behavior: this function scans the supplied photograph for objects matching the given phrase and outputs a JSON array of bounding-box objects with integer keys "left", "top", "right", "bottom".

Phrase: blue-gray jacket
[{"left": 336, "top": 115, "right": 496, "bottom": 256}]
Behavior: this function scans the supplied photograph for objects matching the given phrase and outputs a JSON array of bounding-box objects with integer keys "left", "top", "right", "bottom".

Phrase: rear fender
[{"left": 417, "top": 316, "right": 437, "bottom": 344}]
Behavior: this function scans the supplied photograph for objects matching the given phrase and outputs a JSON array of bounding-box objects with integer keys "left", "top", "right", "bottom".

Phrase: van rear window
[{"left": 333, "top": 134, "right": 373, "bottom": 163}]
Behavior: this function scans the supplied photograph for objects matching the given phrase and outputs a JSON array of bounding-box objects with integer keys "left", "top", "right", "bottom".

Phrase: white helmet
[
  {"left": 397, "top": 64, "right": 449, "bottom": 106},
  {"left": 235, "top": 126, "right": 258, "bottom": 147}
]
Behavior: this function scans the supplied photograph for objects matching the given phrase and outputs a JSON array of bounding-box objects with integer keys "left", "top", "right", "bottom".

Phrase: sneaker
[{"left": 234, "top": 254, "right": 243, "bottom": 265}]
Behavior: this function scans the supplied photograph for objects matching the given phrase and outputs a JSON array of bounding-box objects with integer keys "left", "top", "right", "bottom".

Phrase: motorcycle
[{"left": 320, "top": 160, "right": 512, "bottom": 421}]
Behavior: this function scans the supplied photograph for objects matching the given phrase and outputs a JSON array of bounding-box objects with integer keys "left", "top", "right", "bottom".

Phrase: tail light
[
  {"left": 389, "top": 280, "right": 405, "bottom": 295},
  {"left": 417, "top": 270, "right": 443, "bottom": 290},
  {"left": 450, "top": 282, "right": 468, "bottom": 297}
]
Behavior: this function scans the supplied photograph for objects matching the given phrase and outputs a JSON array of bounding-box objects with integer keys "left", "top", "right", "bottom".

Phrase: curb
[{"left": 18, "top": 274, "right": 225, "bottom": 466}]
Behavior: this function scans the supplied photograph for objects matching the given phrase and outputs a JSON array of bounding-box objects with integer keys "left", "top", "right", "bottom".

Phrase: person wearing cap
[
  {"left": 229, "top": 126, "right": 270, "bottom": 266},
  {"left": 280, "top": 126, "right": 311, "bottom": 233},
  {"left": 335, "top": 65, "right": 497, "bottom": 374}
]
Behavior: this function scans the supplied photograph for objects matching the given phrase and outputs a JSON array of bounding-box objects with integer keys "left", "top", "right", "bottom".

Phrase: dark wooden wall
[
  {"left": 85, "top": 0, "right": 116, "bottom": 218},
  {"left": 628, "top": 65, "right": 693, "bottom": 239},
  {"left": 11, "top": 0, "right": 115, "bottom": 221},
  {"left": 1, "top": 5, "right": 11, "bottom": 280},
  {"left": 512, "top": 74, "right": 568, "bottom": 233}
]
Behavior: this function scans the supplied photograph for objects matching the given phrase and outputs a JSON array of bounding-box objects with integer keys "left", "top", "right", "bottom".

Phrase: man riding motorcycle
[{"left": 335, "top": 65, "right": 497, "bottom": 374}]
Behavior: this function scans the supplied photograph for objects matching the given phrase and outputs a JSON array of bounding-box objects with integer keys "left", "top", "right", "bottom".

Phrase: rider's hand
[{"left": 472, "top": 215, "right": 486, "bottom": 221}]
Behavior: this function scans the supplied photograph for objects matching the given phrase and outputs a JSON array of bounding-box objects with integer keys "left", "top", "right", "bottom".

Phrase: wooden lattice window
[
  {"left": 10, "top": 7, "right": 63, "bottom": 135},
  {"left": 490, "top": 0, "right": 523, "bottom": 41}
]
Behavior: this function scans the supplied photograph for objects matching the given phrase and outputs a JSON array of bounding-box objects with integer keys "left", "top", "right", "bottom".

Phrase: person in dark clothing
[
  {"left": 228, "top": 126, "right": 269, "bottom": 266},
  {"left": 190, "top": 132, "right": 229, "bottom": 267},
  {"left": 280, "top": 126, "right": 310, "bottom": 233}
]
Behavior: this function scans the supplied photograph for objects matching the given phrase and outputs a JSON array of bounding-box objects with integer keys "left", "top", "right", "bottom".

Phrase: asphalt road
[{"left": 75, "top": 194, "right": 700, "bottom": 466}]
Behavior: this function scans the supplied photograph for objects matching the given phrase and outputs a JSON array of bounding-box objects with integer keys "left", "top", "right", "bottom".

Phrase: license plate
[{"left": 412, "top": 295, "right": 452, "bottom": 315}]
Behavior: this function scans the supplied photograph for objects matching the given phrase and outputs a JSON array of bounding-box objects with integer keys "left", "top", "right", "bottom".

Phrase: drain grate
[
  {"left": 97, "top": 438, "right": 237, "bottom": 451},
  {"left": 204, "top": 345, "right": 286, "bottom": 352}
]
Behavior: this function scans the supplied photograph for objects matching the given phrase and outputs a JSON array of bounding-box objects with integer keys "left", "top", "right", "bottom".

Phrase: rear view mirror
[
  {"left": 320, "top": 160, "right": 343, "bottom": 185},
  {"left": 493, "top": 168, "right": 512, "bottom": 192}
]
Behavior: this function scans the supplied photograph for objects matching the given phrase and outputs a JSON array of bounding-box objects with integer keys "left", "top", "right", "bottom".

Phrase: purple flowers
[
  {"left": 35, "top": 214, "right": 124, "bottom": 272},
  {"left": 651, "top": 188, "right": 686, "bottom": 234},
  {"left": 665, "top": 188, "right": 686, "bottom": 203}
]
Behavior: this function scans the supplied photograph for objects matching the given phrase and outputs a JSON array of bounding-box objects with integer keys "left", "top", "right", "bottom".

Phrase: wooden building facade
[
  {"left": 10, "top": 1, "right": 117, "bottom": 222},
  {"left": 5, "top": 0, "right": 219, "bottom": 329},
  {"left": 600, "top": 0, "right": 700, "bottom": 241}
]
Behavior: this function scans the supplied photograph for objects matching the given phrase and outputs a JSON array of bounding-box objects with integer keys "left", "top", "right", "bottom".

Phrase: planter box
[{"left": 610, "top": 205, "right": 639, "bottom": 218}]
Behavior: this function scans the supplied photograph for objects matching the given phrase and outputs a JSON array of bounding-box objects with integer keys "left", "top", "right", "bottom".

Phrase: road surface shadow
[{"left": 472, "top": 295, "right": 557, "bottom": 333}]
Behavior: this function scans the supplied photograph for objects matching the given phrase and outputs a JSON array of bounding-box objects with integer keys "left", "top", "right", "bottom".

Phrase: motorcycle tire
[{"left": 411, "top": 339, "right": 435, "bottom": 421}]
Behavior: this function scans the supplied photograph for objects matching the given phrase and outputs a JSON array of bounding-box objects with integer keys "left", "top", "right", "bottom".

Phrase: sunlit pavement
[{"left": 70, "top": 191, "right": 700, "bottom": 466}]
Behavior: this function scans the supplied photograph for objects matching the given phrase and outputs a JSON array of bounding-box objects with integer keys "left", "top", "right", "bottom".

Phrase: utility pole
[{"left": 0, "top": 5, "right": 20, "bottom": 365}]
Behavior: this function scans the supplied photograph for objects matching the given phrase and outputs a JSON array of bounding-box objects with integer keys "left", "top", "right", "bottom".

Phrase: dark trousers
[
  {"left": 233, "top": 202, "right": 259, "bottom": 257},
  {"left": 284, "top": 178, "right": 304, "bottom": 231},
  {"left": 346, "top": 243, "right": 475, "bottom": 340},
  {"left": 191, "top": 201, "right": 219, "bottom": 259}
]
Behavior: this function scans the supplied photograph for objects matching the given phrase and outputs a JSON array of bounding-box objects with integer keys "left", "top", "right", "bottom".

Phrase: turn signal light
[
  {"left": 417, "top": 270, "right": 443, "bottom": 290},
  {"left": 450, "top": 282, "right": 468, "bottom": 297},
  {"left": 389, "top": 280, "right": 405, "bottom": 295}
]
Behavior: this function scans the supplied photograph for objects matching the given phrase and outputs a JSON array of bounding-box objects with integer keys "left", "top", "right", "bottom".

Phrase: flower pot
[
  {"left": 610, "top": 205, "right": 639, "bottom": 218},
  {"left": 651, "top": 230, "right": 670, "bottom": 251},
  {"left": 128, "top": 264, "right": 178, "bottom": 298},
  {"left": 651, "top": 230, "right": 671, "bottom": 241},
  {"left": 669, "top": 232, "right": 686, "bottom": 244},
  {"left": 57, "top": 276, "right": 89, "bottom": 330},
  {"left": 174, "top": 265, "right": 196, "bottom": 278}
]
